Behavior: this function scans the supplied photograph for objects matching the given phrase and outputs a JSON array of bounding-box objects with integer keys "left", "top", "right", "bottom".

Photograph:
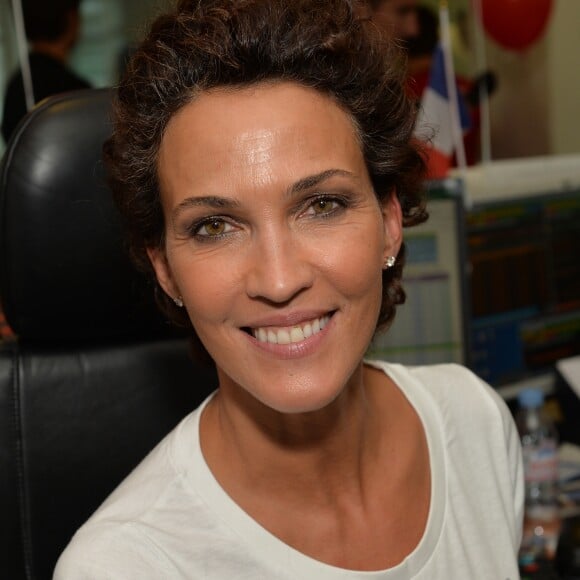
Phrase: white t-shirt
[{"left": 54, "top": 362, "right": 524, "bottom": 579}]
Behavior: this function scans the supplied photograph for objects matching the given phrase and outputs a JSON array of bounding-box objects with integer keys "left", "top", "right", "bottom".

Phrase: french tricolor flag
[{"left": 414, "top": 42, "right": 471, "bottom": 179}]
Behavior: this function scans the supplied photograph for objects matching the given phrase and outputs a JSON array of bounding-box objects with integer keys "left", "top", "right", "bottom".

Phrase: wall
[
  {"left": 484, "top": 1, "right": 580, "bottom": 159},
  {"left": 547, "top": 0, "right": 580, "bottom": 154},
  {"left": 70, "top": 0, "right": 172, "bottom": 88},
  {"left": 486, "top": 34, "right": 551, "bottom": 159},
  {"left": 421, "top": 0, "right": 580, "bottom": 160}
]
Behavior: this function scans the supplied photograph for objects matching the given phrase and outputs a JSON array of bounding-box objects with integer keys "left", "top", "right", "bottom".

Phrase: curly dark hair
[{"left": 104, "top": 0, "right": 427, "bottom": 355}]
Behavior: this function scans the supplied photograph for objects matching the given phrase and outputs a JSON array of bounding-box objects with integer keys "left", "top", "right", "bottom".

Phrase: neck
[{"left": 200, "top": 363, "right": 391, "bottom": 501}]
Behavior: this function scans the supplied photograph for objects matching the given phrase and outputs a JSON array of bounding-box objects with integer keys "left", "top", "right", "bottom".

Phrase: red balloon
[{"left": 479, "top": 0, "right": 553, "bottom": 51}]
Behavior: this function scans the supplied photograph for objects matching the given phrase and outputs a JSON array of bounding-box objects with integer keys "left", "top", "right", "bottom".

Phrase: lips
[{"left": 250, "top": 314, "right": 331, "bottom": 345}]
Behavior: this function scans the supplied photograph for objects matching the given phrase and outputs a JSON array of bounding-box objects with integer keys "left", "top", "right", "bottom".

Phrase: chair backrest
[{"left": 0, "top": 89, "right": 217, "bottom": 580}]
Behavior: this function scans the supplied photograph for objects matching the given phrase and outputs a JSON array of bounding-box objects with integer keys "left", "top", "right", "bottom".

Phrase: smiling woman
[
  {"left": 148, "top": 83, "right": 397, "bottom": 414},
  {"left": 54, "top": 1, "right": 524, "bottom": 578}
]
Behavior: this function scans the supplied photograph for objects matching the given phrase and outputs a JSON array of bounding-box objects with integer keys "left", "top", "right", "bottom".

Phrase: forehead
[
  {"left": 157, "top": 82, "right": 366, "bottom": 197},
  {"left": 163, "top": 81, "right": 361, "bottom": 146}
]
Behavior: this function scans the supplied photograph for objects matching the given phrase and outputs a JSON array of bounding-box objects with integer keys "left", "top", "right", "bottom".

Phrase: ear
[
  {"left": 381, "top": 190, "right": 403, "bottom": 260},
  {"left": 146, "top": 246, "right": 180, "bottom": 301}
]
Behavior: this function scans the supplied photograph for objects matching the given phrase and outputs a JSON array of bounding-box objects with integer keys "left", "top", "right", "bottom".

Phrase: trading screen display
[
  {"left": 467, "top": 190, "right": 580, "bottom": 386},
  {"left": 368, "top": 181, "right": 469, "bottom": 367}
]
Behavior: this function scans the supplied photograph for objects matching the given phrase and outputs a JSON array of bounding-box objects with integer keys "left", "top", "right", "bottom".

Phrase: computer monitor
[
  {"left": 466, "top": 188, "right": 580, "bottom": 387},
  {"left": 368, "top": 178, "right": 470, "bottom": 366}
]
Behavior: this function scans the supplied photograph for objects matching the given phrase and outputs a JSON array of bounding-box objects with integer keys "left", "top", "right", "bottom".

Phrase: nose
[{"left": 245, "top": 229, "right": 314, "bottom": 304}]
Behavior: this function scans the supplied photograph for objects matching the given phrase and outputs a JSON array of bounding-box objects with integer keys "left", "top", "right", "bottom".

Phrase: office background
[
  {"left": 2, "top": 0, "right": 580, "bottom": 158},
  {"left": 1, "top": 0, "right": 579, "bottom": 395}
]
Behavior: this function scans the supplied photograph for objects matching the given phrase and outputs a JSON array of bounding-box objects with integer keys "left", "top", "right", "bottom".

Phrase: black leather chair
[{"left": 0, "top": 89, "right": 217, "bottom": 580}]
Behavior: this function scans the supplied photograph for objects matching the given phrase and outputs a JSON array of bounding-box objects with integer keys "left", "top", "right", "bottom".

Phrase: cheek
[
  {"left": 321, "top": 225, "right": 384, "bottom": 300},
  {"left": 170, "top": 253, "right": 237, "bottom": 324}
]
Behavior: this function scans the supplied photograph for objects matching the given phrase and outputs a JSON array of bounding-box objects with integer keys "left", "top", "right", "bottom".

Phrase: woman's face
[{"left": 149, "top": 82, "right": 402, "bottom": 414}]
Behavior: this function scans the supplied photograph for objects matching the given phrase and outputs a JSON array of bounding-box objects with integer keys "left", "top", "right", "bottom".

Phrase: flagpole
[
  {"left": 472, "top": 0, "right": 492, "bottom": 164},
  {"left": 438, "top": 1, "right": 467, "bottom": 174},
  {"left": 11, "top": 0, "right": 35, "bottom": 112}
]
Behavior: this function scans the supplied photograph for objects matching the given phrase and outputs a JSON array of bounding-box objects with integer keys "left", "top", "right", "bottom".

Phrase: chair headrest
[{"left": 0, "top": 89, "right": 170, "bottom": 341}]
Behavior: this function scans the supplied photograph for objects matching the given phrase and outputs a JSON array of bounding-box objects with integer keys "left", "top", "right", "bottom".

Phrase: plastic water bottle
[{"left": 516, "top": 387, "right": 561, "bottom": 572}]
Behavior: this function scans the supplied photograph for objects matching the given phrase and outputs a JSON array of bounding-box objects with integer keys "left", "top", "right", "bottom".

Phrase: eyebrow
[
  {"left": 287, "top": 168, "right": 354, "bottom": 196},
  {"left": 171, "top": 168, "right": 355, "bottom": 220}
]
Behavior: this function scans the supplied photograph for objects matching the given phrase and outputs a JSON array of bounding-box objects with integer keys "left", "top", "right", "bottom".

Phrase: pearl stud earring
[
  {"left": 384, "top": 256, "right": 396, "bottom": 269},
  {"left": 173, "top": 296, "right": 184, "bottom": 307}
]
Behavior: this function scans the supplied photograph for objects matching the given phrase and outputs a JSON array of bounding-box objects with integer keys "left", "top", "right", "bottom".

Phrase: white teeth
[
  {"left": 252, "top": 315, "right": 330, "bottom": 345},
  {"left": 290, "top": 327, "right": 304, "bottom": 342}
]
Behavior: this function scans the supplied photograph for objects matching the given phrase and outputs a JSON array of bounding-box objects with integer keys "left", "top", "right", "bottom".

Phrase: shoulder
[
  {"left": 401, "top": 360, "right": 491, "bottom": 391},
  {"left": 380, "top": 361, "right": 521, "bottom": 492},
  {"left": 93, "top": 411, "right": 194, "bottom": 517},
  {"left": 405, "top": 364, "right": 524, "bottom": 551},
  {"left": 55, "top": 408, "right": 205, "bottom": 577},
  {"left": 369, "top": 360, "right": 524, "bottom": 550},
  {"left": 54, "top": 521, "right": 178, "bottom": 579},
  {"left": 368, "top": 360, "right": 517, "bottom": 447},
  {"left": 413, "top": 362, "right": 505, "bottom": 403},
  {"left": 417, "top": 363, "right": 515, "bottom": 432},
  {"left": 29, "top": 53, "right": 91, "bottom": 91},
  {"left": 378, "top": 360, "right": 511, "bottom": 420}
]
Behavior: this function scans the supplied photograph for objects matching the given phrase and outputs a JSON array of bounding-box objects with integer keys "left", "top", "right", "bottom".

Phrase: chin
[
  {"left": 250, "top": 370, "right": 353, "bottom": 416},
  {"left": 213, "top": 336, "right": 367, "bottom": 416},
  {"left": 260, "top": 393, "right": 339, "bottom": 415}
]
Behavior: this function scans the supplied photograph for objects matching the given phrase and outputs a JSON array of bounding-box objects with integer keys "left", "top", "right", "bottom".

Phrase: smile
[{"left": 250, "top": 314, "right": 331, "bottom": 345}]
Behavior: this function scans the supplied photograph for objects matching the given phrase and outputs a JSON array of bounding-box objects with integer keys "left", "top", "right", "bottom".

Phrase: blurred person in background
[
  {"left": 1, "top": 0, "right": 90, "bottom": 144},
  {"left": 360, "top": 0, "right": 419, "bottom": 44},
  {"left": 404, "top": 3, "right": 439, "bottom": 98}
]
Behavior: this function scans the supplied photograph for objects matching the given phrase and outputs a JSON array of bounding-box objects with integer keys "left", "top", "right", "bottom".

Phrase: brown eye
[
  {"left": 194, "top": 217, "right": 233, "bottom": 238},
  {"left": 203, "top": 219, "right": 226, "bottom": 236},
  {"left": 312, "top": 199, "right": 335, "bottom": 215}
]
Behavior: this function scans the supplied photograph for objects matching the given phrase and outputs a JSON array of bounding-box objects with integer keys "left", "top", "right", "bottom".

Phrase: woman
[{"left": 55, "top": 0, "right": 523, "bottom": 577}]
